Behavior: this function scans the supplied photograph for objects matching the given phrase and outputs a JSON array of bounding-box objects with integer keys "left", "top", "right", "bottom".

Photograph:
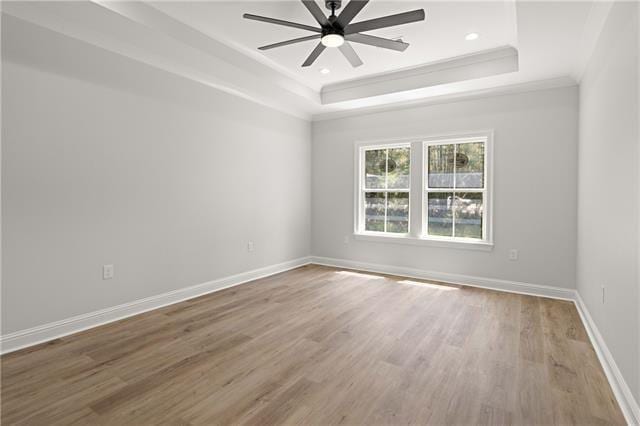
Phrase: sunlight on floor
[
  {"left": 335, "top": 270, "right": 386, "bottom": 279},
  {"left": 397, "top": 280, "right": 460, "bottom": 291},
  {"left": 334, "top": 270, "right": 460, "bottom": 290}
]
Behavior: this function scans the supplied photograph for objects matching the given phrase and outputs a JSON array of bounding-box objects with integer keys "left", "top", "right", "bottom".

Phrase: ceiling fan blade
[
  {"left": 345, "top": 9, "right": 425, "bottom": 34},
  {"left": 338, "top": 42, "right": 363, "bottom": 67},
  {"left": 258, "top": 35, "right": 321, "bottom": 50},
  {"left": 301, "top": 0, "right": 328, "bottom": 26},
  {"left": 302, "top": 42, "right": 326, "bottom": 67},
  {"left": 336, "top": 0, "right": 369, "bottom": 28},
  {"left": 345, "top": 33, "right": 409, "bottom": 51},
  {"left": 243, "top": 13, "right": 321, "bottom": 33}
]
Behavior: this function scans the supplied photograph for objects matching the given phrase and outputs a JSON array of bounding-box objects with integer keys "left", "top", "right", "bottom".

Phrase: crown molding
[
  {"left": 94, "top": 1, "right": 319, "bottom": 102},
  {"left": 321, "top": 46, "right": 519, "bottom": 104},
  {"left": 312, "top": 75, "right": 576, "bottom": 121},
  {"left": 2, "top": 1, "right": 592, "bottom": 124},
  {"left": 1, "top": 1, "right": 318, "bottom": 121}
]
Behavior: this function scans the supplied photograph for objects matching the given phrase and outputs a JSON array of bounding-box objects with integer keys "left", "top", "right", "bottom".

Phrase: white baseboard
[
  {"left": 574, "top": 293, "right": 640, "bottom": 426},
  {"left": 2, "top": 254, "right": 637, "bottom": 425},
  {"left": 311, "top": 255, "right": 639, "bottom": 426},
  {"left": 0, "top": 256, "right": 312, "bottom": 355},
  {"left": 310, "top": 256, "right": 577, "bottom": 300}
]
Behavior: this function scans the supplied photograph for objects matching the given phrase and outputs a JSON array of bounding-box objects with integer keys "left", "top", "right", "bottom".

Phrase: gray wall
[
  {"left": 312, "top": 86, "right": 579, "bottom": 289},
  {"left": 3, "top": 7, "right": 638, "bottom": 409},
  {"left": 577, "top": 1, "right": 639, "bottom": 402},
  {"left": 1, "top": 16, "right": 311, "bottom": 334}
]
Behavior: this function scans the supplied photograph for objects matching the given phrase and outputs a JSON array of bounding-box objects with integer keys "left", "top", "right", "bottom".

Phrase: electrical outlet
[
  {"left": 508, "top": 249, "right": 519, "bottom": 261},
  {"left": 343, "top": 235, "right": 350, "bottom": 244},
  {"left": 601, "top": 285, "right": 605, "bottom": 304},
  {"left": 247, "top": 241, "right": 255, "bottom": 252},
  {"left": 103, "top": 264, "right": 114, "bottom": 280}
]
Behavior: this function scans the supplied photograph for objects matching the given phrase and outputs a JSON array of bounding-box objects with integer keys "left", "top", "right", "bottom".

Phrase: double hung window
[{"left": 355, "top": 133, "right": 492, "bottom": 248}]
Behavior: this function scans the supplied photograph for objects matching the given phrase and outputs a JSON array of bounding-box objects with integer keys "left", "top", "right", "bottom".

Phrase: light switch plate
[{"left": 103, "top": 264, "right": 114, "bottom": 280}]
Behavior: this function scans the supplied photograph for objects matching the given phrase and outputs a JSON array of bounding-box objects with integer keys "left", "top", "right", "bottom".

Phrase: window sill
[{"left": 353, "top": 233, "right": 494, "bottom": 251}]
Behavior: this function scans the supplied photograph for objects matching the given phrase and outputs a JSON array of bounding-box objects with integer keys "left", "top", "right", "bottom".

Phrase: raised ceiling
[
  {"left": 150, "top": 1, "right": 517, "bottom": 89},
  {"left": 2, "top": 1, "right": 610, "bottom": 120}
]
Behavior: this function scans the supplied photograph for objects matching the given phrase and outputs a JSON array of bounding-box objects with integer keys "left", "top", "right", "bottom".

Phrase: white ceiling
[
  {"left": 150, "top": 1, "right": 517, "bottom": 89},
  {"left": 2, "top": 0, "right": 610, "bottom": 120}
]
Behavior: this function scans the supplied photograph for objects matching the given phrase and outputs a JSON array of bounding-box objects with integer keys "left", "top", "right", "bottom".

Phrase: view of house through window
[{"left": 363, "top": 146, "right": 410, "bottom": 233}]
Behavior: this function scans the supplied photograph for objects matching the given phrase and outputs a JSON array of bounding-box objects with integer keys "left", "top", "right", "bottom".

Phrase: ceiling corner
[{"left": 572, "top": 1, "right": 614, "bottom": 82}]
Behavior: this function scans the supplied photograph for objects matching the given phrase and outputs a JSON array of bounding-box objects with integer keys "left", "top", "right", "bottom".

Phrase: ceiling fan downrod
[{"left": 325, "top": 1, "right": 342, "bottom": 17}]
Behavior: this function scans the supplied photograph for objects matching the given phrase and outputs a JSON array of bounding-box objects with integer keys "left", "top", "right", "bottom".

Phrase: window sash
[
  {"left": 362, "top": 146, "right": 411, "bottom": 191},
  {"left": 362, "top": 190, "right": 410, "bottom": 234},
  {"left": 423, "top": 138, "right": 488, "bottom": 241},
  {"left": 363, "top": 189, "right": 411, "bottom": 192},
  {"left": 425, "top": 140, "right": 487, "bottom": 191},
  {"left": 359, "top": 144, "right": 411, "bottom": 234},
  {"left": 424, "top": 190, "right": 486, "bottom": 240}
]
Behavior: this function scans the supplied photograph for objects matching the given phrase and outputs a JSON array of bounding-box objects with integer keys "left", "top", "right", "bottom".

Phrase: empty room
[{"left": 1, "top": 0, "right": 638, "bottom": 424}]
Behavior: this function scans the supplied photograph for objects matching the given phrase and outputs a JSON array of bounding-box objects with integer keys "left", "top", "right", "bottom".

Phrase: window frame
[
  {"left": 354, "top": 132, "right": 493, "bottom": 251},
  {"left": 355, "top": 142, "right": 412, "bottom": 236},
  {"left": 423, "top": 135, "right": 492, "bottom": 244}
]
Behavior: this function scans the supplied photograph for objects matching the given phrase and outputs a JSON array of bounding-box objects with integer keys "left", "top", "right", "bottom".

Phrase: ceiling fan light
[{"left": 321, "top": 33, "right": 345, "bottom": 47}]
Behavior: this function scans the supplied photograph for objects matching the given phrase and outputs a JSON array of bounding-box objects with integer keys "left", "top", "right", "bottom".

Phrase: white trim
[
  {"left": 574, "top": 293, "right": 640, "bottom": 426},
  {"left": 0, "top": 257, "right": 312, "bottom": 355},
  {"left": 354, "top": 131, "right": 493, "bottom": 249},
  {"left": 1, "top": 254, "right": 637, "bottom": 425},
  {"left": 353, "top": 232, "right": 494, "bottom": 251},
  {"left": 312, "top": 77, "right": 577, "bottom": 122},
  {"left": 321, "top": 46, "right": 519, "bottom": 104},
  {"left": 2, "top": 4, "right": 315, "bottom": 121},
  {"left": 423, "top": 132, "right": 493, "bottom": 245},
  {"left": 355, "top": 141, "right": 412, "bottom": 235},
  {"left": 310, "top": 256, "right": 575, "bottom": 300},
  {"left": 323, "top": 47, "right": 517, "bottom": 97}
]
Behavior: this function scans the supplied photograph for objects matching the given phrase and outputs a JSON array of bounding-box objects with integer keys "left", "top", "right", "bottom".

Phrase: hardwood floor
[{"left": 1, "top": 265, "right": 625, "bottom": 425}]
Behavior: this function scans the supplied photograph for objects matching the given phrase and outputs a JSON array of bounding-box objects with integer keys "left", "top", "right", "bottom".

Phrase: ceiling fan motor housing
[{"left": 323, "top": 16, "right": 344, "bottom": 37}]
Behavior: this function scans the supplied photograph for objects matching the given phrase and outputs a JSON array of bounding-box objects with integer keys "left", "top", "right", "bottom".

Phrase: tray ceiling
[
  {"left": 150, "top": 1, "right": 518, "bottom": 90},
  {"left": 2, "top": 1, "right": 606, "bottom": 119}
]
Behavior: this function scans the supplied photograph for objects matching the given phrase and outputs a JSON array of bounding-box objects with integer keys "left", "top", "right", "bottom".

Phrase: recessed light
[
  {"left": 320, "top": 68, "right": 330, "bottom": 75},
  {"left": 465, "top": 32, "right": 479, "bottom": 41}
]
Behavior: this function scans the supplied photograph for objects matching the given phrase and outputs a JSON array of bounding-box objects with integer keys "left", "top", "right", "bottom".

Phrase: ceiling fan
[{"left": 243, "top": 0, "right": 425, "bottom": 68}]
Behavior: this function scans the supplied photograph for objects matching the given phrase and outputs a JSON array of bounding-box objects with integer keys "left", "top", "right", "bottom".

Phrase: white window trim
[
  {"left": 353, "top": 131, "right": 494, "bottom": 251},
  {"left": 355, "top": 141, "right": 412, "bottom": 236},
  {"left": 423, "top": 133, "right": 493, "bottom": 245}
]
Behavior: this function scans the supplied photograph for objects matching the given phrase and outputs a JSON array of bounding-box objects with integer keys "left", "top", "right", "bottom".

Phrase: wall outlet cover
[{"left": 103, "top": 264, "right": 114, "bottom": 280}]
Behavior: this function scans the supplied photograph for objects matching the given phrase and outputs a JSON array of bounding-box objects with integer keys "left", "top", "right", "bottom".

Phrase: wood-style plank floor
[{"left": 1, "top": 265, "right": 625, "bottom": 425}]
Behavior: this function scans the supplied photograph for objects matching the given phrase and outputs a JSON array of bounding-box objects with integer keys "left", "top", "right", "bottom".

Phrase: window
[
  {"left": 355, "top": 133, "right": 492, "bottom": 249},
  {"left": 358, "top": 144, "right": 410, "bottom": 234},
  {"left": 425, "top": 139, "right": 487, "bottom": 241}
]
